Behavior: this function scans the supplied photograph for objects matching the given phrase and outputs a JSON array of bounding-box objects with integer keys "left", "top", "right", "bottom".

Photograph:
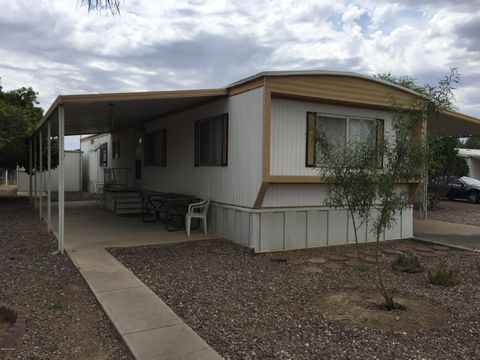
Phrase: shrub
[
  {"left": 392, "top": 252, "right": 423, "bottom": 273},
  {"left": 426, "top": 262, "right": 460, "bottom": 286}
]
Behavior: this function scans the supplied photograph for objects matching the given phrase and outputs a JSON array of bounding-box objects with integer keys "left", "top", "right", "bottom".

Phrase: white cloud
[{"left": 0, "top": 0, "right": 479, "bottom": 149}]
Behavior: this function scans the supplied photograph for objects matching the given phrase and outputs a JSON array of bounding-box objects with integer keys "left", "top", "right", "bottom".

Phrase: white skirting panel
[{"left": 208, "top": 204, "right": 414, "bottom": 252}]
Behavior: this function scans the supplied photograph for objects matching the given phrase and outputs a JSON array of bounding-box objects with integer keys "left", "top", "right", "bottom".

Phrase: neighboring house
[
  {"left": 32, "top": 71, "right": 480, "bottom": 252},
  {"left": 18, "top": 150, "right": 82, "bottom": 192},
  {"left": 457, "top": 148, "right": 480, "bottom": 180},
  {"left": 80, "top": 133, "right": 112, "bottom": 193}
]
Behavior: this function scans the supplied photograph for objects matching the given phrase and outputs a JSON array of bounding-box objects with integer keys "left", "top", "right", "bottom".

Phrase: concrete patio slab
[{"left": 414, "top": 218, "right": 480, "bottom": 251}]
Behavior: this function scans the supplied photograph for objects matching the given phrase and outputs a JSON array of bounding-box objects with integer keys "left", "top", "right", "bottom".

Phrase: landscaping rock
[
  {"left": 0, "top": 197, "right": 131, "bottom": 360},
  {"left": 383, "top": 249, "right": 404, "bottom": 256},
  {"left": 322, "top": 262, "right": 345, "bottom": 270},
  {"left": 432, "top": 245, "right": 450, "bottom": 251},
  {"left": 345, "top": 259, "right": 363, "bottom": 267},
  {"left": 327, "top": 255, "right": 348, "bottom": 261},
  {"left": 303, "top": 266, "right": 323, "bottom": 273},
  {"left": 287, "top": 258, "right": 306, "bottom": 265},
  {"left": 112, "top": 238, "right": 480, "bottom": 360},
  {"left": 307, "top": 257, "right": 328, "bottom": 265},
  {"left": 414, "top": 246, "right": 434, "bottom": 252}
]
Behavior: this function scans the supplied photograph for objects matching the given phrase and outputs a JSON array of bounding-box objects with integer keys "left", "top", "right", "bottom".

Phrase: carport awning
[
  {"left": 36, "top": 87, "right": 480, "bottom": 138},
  {"left": 37, "top": 88, "right": 228, "bottom": 136},
  {"left": 430, "top": 110, "right": 480, "bottom": 138}
]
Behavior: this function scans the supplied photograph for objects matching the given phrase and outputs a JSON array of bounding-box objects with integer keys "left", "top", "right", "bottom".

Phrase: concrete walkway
[
  {"left": 414, "top": 218, "right": 480, "bottom": 251},
  {"left": 52, "top": 201, "right": 222, "bottom": 360},
  {"left": 69, "top": 248, "right": 222, "bottom": 360}
]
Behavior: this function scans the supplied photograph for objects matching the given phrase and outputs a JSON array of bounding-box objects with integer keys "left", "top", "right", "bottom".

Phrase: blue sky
[{"left": 0, "top": 0, "right": 479, "bottom": 149}]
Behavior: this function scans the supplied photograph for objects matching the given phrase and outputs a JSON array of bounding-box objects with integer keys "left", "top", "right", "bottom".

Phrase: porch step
[
  {"left": 112, "top": 192, "right": 141, "bottom": 198},
  {"left": 113, "top": 192, "right": 143, "bottom": 215},
  {"left": 115, "top": 207, "right": 143, "bottom": 215}
]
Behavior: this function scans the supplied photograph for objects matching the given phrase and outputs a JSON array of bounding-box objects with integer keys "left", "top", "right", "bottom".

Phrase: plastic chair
[{"left": 185, "top": 199, "right": 211, "bottom": 236}]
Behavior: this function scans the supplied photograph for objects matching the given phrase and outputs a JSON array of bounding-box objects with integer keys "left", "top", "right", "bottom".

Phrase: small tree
[
  {"left": 377, "top": 69, "right": 465, "bottom": 210},
  {"left": 316, "top": 107, "right": 424, "bottom": 310},
  {"left": 316, "top": 70, "right": 460, "bottom": 309}
]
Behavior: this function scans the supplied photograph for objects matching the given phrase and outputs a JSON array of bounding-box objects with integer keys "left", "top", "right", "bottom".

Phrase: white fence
[{"left": 17, "top": 150, "right": 82, "bottom": 192}]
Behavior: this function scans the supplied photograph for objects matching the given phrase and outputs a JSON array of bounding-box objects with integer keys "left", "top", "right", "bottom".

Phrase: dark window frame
[
  {"left": 305, "top": 112, "right": 384, "bottom": 168},
  {"left": 144, "top": 129, "right": 167, "bottom": 167},
  {"left": 99, "top": 143, "right": 108, "bottom": 167},
  {"left": 194, "top": 113, "right": 228, "bottom": 167},
  {"left": 112, "top": 139, "right": 120, "bottom": 159}
]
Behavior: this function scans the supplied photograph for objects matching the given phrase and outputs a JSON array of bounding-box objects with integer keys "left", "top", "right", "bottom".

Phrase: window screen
[
  {"left": 99, "top": 143, "right": 108, "bottom": 167},
  {"left": 144, "top": 129, "right": 167, "bottom": 167},
  {"left": 306, "top": 113, "right": 383, "bottom": 167},
  {"left": 194, "top": 114, "right": 228, "bottom": 167}
]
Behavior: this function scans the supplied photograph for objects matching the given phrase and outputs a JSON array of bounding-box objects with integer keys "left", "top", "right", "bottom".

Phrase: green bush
[
  {"left": 392, "top": 252, "right": 423, "bottom": 273},
  {"left": 426, "top": 262, "right": 460, "bottom": 286}
]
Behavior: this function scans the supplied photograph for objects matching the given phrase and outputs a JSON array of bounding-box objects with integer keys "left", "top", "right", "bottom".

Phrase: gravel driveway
[
  {"left": 0, "top": 196, "right": 131, "bottom": 360},
  {"left": 417, "top": 200, "right": 480, "bottom": 226},
  {"left": 112, "top": 239, "right": 480, "bottom": 360}
]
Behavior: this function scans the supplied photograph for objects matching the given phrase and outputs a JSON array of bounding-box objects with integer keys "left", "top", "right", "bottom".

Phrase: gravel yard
[
  {"left": 112, "top": 239, "right": 480, "bottom": 360},
  {"left": 0, "top": 197, "right": 131, "bottom": 360},
  {"left": 416, "top": 200, "right": 480, "bottom": 226}
]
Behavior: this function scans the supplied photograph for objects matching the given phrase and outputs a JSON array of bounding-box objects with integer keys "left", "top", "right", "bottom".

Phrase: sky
[{"left": 0, "top": 0, "right": 479, "bottom": 149}]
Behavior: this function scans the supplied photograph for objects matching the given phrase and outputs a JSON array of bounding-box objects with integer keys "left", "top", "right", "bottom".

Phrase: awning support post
[
  {"left": 58, "top": 105, "right": 65, "bottom": 253},
  {"left": 47, "top": 121, "right": 52, "bottom": 231},
  {"left": 29, "top": 138, "right": 32, "bottom": 203},
  {"left": 33, "top": 134, "right": 37, "bottom": 209},
  {"left": 39, "top": 129, "right": 43, "bottom": 219}
]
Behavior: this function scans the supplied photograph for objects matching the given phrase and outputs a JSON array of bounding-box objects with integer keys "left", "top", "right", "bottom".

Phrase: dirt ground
[
  {"left": 112, "top": 239, "right": 480, "bottom": 360},
  {"left": 0, "top": 197, "right": 131, "bottom": 360},
  {"left": 416, "top": 200, "right": 480, "bottom": 226}
]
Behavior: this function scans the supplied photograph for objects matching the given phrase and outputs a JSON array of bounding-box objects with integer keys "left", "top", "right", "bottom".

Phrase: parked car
[{"left": 446, "top": 176, "right": 480, "bottom": 203}]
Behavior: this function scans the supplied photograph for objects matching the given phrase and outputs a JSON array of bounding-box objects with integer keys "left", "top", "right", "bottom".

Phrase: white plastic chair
[{"left": 186, "top": 199, "right": 211, "bottom": 236}]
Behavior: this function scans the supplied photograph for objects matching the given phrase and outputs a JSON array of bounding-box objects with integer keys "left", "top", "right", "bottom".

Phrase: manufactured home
[
  {"left": 80, "top": 133, "right": 112, "bottom": 193},
  {"left": 18, "top": 150, "right": 82, "bottom": 193},
  {"left": 457, "top": 148, "right": 480, "bottom": 180},
  {"left": 29, "top": 71, "right": 480, "bottom": 252}
]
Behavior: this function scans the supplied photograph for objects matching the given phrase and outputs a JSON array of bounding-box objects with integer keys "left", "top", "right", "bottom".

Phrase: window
[
  {"left": 306, "top": 112, "right": 384, "bottom": 167},
  {"left": 194, "top": 114, "right": 228, "bottom": 166},
  {"left": 144, "top": 129, "right": 167, "bottom": 167},
  {"left": 99, "top": 143, "right": 108, "bottom": 167},
  {"left": 112, "top": 139, "right": 120, "bottom": 159}
]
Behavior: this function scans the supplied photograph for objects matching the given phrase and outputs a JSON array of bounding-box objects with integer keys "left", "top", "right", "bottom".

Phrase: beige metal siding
[{"left": 266, "top": 75, "right": 415, "bottom": 108}]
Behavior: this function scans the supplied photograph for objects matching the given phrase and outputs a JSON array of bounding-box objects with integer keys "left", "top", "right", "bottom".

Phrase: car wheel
[{"left": 467, "top": 192, "right": 479, "bottom": 203}]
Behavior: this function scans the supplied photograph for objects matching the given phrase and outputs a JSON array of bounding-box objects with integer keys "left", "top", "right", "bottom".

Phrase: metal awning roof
[
  {"left": 35, "top": 71, "right": 480, "bottom": 138},
  {"left": 430, "top": 110, "right": 480, "bottom": 138},
  {"left": 38, "top": 88, "right": 228, "bottom": 136}
]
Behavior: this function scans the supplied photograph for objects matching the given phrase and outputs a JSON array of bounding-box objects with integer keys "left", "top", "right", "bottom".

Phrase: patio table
[{"left": 141, "top": 192, "right": 201, "bottom": 231}]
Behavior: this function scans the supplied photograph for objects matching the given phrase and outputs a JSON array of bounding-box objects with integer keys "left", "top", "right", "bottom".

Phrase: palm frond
[{"left": 80, "top": 0, "right": 121, "bottom": 14}]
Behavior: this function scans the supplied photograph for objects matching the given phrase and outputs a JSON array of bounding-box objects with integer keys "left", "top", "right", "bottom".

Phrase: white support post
[
  {"left": 5, "top": 169, "right": 8, "bottom": 186},
  {"left": 29, "top": 139, "right": 32, "bottom": 203},
  {"left": 39, "top": 130, "right": 43, "bottom": 219},
  {"left": 58, "top": 105, "right": 65, "bottom": 253},
  {"left": 47, "top": 121, "right": 51, "bottom": 231},
  {"left": 33, "top": 134, "right": 37, "bottom": 209}
]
